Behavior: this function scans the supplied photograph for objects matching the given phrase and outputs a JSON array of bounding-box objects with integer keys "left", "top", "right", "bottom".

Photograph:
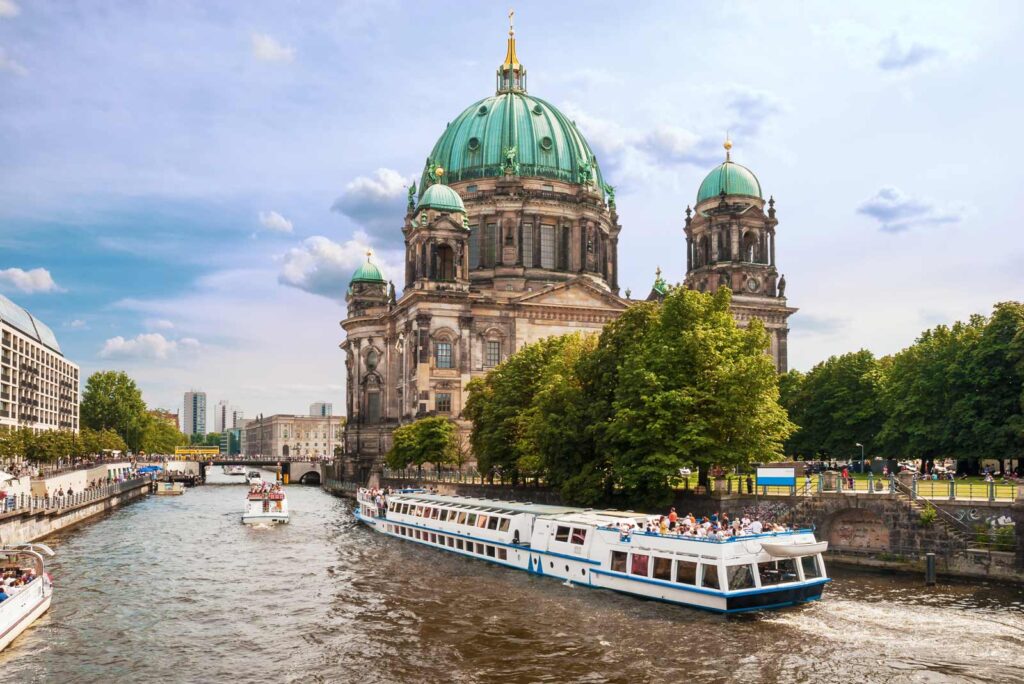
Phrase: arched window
[
  {"left": 742, "top": 232, "right": 759, "bottom": 263},
  {"left": 718, "top": 229, "right": 730, "bottom": 261},
  {"left": 436, "top": 244, "right": 455, "bottom": 281},
  {"left": 698, "top": 236, "right": 710, "bottom": 267}
]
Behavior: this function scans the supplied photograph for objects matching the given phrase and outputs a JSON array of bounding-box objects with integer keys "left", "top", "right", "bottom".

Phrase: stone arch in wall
[{"left": 825, "top": 508, "right": 890, "bottom": 552}]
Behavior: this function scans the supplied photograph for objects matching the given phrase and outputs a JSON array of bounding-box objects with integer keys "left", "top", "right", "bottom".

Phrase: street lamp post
[{"left": 856, "top": 442, "right": 865, "bottom": 473}]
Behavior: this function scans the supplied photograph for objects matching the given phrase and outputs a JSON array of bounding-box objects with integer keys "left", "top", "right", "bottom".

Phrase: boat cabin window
[
  {"left": 475, "top": 543, "right": 485, "bottom": 554},
  {"left": 801, "top": 555, "right": 822, "bottom": 579},
  {"left": 630, "top": 553, "right": 649, "bottom": 577},
  {"left": 570, "top": 529, "right": 587, "bottom": 545},
  {"left": 466, "top": 513, "right": 477, "bottom": 526},
  {"left": 611, "top": 551, "right": 628, "bottom": 573},
  {"left": 499, "top": 518, "right": 511, "bottom": 532},
  {"left": 477, "top": 515, "right": 489, "bottom": 528},
  {"left": 457, "top": 511, "right": 468, "bottom": 525},
  {"left": 447, "top": 510, "right": 459, "bottom": 521},
  {"left": 652, "top": 556, "right": 672, "bottom": 581},
  {"left": 758, "top": 559, "right": 799, "bottom": 586},
  {"left": 487, "top": 517, "right": 500, "bottom": 530},
  {"left": 497, "top": 548, "right": 508, "bottom": 560},
  {"left": 727, "top": 564, "right": 756, "bottom": 590},
  {"left": 700, "top": 564, "right": 721, "bottom": 590},
  {"left": 456, "top": 539, "right": 464, "bottom": 550},
  {"left": 674, "top": 560, "right": 697, "bottom": 585},
  {"left": 554, "top": 526, "right": 571, "bottom": 542},
  {"left": 486, "top": 546, "right": 496, "bottom": 558}
]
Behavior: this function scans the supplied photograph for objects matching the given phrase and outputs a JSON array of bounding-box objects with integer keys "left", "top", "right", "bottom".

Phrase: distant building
[
  {"left": 0, "top": 294, "right": 80, "bottom": 433},
  {"left": 224, "top": 427, "right": 242, "bottom": 455},
  {"left": 309, "top": 402, "right": 333, "bottom": 417},
  {"left": 241, "top": 414, "right": 344, "bottom": 459},
  {"left": 148, "top": 409, "right": 179, "bottom": 430},
  {"left": 182, "top": 391, "right": 207, "bottom": 436},
  {"left": 214, "top": 400, "right": 244, "bottom": 432}
]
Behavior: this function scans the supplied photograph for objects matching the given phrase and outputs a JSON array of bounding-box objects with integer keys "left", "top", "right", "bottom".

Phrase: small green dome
[
  {"left": 420, "top": 92, "right": 604, "bottom": 193},
  {"left": 350, "top": 256, "right": 385, "bottom": 285},
  {"left": 419, "top": 183, "right": 465, "bottom": 213},
  {"left": 696, "top": 161, "right": 762, "bottom": 204}
]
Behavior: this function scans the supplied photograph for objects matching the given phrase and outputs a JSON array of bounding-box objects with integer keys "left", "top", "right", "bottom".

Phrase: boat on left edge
[{"left": 0, "top": 543, "right": 55, "bottom": 652}]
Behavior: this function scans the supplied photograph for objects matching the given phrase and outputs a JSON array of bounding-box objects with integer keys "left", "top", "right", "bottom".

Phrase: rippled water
[{"left": 2, "top": 470, "right": 1022, "bottom": 683}]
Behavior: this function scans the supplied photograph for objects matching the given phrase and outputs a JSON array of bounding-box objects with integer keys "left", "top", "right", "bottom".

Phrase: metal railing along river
[{"left": 0, "top": 477, "right": 150, "bottom": 516}]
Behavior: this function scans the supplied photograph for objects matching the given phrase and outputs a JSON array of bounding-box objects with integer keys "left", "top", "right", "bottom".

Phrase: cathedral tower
[{"left": 683, "top": 139, "right": 796, "bottom": 371}]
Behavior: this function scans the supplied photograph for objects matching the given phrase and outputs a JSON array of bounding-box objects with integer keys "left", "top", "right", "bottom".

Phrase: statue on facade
[
  {"left": 502, "top": 145, "right": 519, "bottom": 175},
  {"left": 778, "top": 274, "right": 787, "bottom": 297},
  {"left": 604, "top": 183, "right": 616, "bottom": 208},
  {"left": 577, "top": 157, "right": 592, "bottom": 184},
  {"left": 388, "top": 281, "right": 396, "bottom": 305},
  {"left": 407, "top": 182, "right": 416, "bottom": 211}
]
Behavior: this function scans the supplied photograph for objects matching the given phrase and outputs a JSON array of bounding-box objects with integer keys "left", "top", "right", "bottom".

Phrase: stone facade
[{"left": 241, "top": 414, "right": 345, "bottom": 459}]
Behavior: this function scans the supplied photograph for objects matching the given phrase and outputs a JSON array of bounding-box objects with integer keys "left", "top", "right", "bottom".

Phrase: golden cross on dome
[
  {"left": 509, "top": 9, "right": 515, "bottom": 37},
  {"left": 724, "top": 131, "right": 733, "bottom": 162}
]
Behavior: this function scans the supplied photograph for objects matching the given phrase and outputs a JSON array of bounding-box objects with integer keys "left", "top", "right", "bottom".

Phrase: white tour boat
[
  {"left": 355, "top": 490, "right": 830, "bottom": 614},
  {"left": 224, "top": 465, "right": 246, "bottom": 477},
  {"left": 246, "top": 471, "right": 262, "bottom": 485},
  {"left": 242, "top": 485, "right": 289, "bottom": 524},
  {"left": 0, "top": 543, "right": 55, "bottom": 652}
]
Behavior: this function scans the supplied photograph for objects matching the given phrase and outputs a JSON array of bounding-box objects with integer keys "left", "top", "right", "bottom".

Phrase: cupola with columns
[
  {"left": 403, "top": 171, "right": 471, "bottom": 292},
  {"left": 346, "top": 251, "right": 391, "bottom": 318},
  {"left": 684, "top": 137, "right": 782, "bottom": 299}
]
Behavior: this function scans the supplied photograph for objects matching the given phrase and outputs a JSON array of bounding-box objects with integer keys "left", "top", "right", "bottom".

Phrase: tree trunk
[{"left": 698, "top": 463, "right": 710, "bottom": 489}]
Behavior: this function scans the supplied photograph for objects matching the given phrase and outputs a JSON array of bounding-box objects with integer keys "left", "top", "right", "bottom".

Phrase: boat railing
[{"left": 597, "top": 526, "right": 816, "bottom": 545}]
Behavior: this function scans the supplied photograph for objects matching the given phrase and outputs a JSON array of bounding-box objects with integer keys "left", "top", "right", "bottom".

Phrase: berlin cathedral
[{"left": 339, "top": 24, "right": 795, "bottom": 480}]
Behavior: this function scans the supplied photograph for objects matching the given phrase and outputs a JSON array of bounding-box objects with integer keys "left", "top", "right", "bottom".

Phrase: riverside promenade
[{"left": 0, "top": 462, "right": 151, "bottom": 546}]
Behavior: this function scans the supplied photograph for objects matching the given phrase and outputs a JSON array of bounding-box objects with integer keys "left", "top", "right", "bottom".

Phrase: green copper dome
[
  {"left": 418, "top": 183, "right": 465, "bottom": 213},
  {"left": 350, "top": 256, "right": 385, "bottom": 285},
  {"left": 420, "top": 92, "right": 604, "bottom": 194},
  {"left": 696, "top": 160, "right": 762, "bottom": 204}
]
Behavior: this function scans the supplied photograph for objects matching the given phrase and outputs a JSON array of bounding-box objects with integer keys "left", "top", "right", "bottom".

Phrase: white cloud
[
  {"left": 878, "top": 34, "right": 945, "bottom": 71},
  {"left": 251, "top": 33, "right": 295, "bottom": 63},
  {"left": 258, "top": 210, "right": 293, "bottom": 233},
  {"left": 0, "top": 0, "right": 19, "bottom": 19},
  {"left": 278, "top": 234, "right": 397, "bottom": 300},
  {"left": 65, "top": 319, "right": 87, "bottom": 330},
  {"left": 0, "top": 46, "right": 26, "bottom": 76},
  {"left": 99, "top": 333, "right": 200, "bottom": 361},
  {"left": 0, "top": 267, "right": 63, "bottom": 293},
  {"left": 144, "top": 318, "right": 175, "bottom": 330},
  {"left": 330, "top": 168, "right": 410, "bottom": 243},
  {"left": 857, "top": 187, "right": 964, "bottom": 233}
]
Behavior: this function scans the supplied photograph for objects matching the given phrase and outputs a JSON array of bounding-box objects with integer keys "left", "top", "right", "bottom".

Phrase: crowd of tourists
[
  {"left": 0, "top": 566, "right": 37, "bottom": 603},
  {"left": 620, "top": 507, "right": 790, "bottom": 542},
  {"left": 249, "top": 481, "right": 285, "bottom": 499}
]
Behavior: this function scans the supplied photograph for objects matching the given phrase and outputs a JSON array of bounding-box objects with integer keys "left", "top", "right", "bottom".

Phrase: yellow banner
[{"left": 173, "top": 447, "right": 221, "bottom": 456}]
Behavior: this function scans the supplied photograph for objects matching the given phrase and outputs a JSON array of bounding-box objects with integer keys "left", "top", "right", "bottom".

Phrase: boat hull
[
  {"left": 0, "top": 593, "right": 51, "bottom": 652},
  {"left": 241, "top": 514, "right": 289, "bottom": 524}
]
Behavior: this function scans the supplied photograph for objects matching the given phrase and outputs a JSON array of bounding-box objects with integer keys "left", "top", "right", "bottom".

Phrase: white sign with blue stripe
[{"left": 757, "top": 467, "right": 796, "bottom": 487}]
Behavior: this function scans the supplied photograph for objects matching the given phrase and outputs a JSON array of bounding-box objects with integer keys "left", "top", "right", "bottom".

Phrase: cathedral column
[
  {"left": 685, "top": 236, "right": 692, "bottom": 272},
  {"left": 578, "top": 220, "right": 586, "bottom": 272},
  {"left": 516, "top": 217, "right": 524, "bottom": 266},
  {"left": 770, "top": 231, "right": 776, "bottom": 267},
  {"left": 731, "top": 224, "right": 740, "bottom": 263},
  {"left": 610, "top": 237, "right": 619, "bottom": 291},
  {"left": 711, "top": 231, "right": 719, "bottom": 263}
]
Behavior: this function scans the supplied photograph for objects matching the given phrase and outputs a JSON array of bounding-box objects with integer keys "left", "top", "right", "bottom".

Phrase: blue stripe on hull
[{"left": 353, "top": 511, "right": 828, "bottom": 615}]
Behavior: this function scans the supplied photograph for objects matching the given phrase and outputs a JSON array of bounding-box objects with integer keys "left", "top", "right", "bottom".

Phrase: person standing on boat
[{"left": 668, "top": 507, "right": 678, "bottom": 530}]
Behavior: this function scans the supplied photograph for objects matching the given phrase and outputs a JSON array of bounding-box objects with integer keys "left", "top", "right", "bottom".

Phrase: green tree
[
  {"left": 602, "top": 287, "right": 794, "bottom": 507},
  {"left": 80, "top": 371, "right": 147, "bottom": 451},
  {"left": 140, "top": 415, "right": 189, "bottom": 454},
  {"left": 779, "top": 350, "right": 885, "bottom": 461},
  {"left": 464, "top": 335, "right": 571, "bottom": 484},
  {"left": 386, "top": 417, "right": 460, "bottom": 474}
]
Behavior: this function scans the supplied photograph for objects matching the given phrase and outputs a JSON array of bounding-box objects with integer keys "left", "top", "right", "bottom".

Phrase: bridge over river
[{"left": 147, "top": 458, "right": 325, "bottom": 485}]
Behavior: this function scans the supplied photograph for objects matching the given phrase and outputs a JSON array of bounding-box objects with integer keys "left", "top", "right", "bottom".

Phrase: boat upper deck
[{"left": 388, "top": 492, "right": 645, "bottom": 525}]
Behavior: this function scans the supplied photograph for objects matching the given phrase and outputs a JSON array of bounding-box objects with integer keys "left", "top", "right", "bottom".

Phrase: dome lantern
[
  {"left": 497, "top": 10, "right": 526, "bottom": 93},
  {"left": 350, "top": 251, "right": 386, "bottom": 285}
]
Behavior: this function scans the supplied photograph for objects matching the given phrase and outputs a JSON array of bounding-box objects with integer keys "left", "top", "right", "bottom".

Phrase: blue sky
[{"left": 1, "top": 0, "right": 1021, "bottom": 418}]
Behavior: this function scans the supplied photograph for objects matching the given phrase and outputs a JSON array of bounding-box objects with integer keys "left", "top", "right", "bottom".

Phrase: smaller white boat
[
  {"left": 153, "top": 481, "right": 185, "bottom": 496},
  {"left": 225, "top": 465, "right": 245, "bottom": 476},
  {"left": 246, "top": 471, "right": 262, "bottom": 485},
  {"left": 0, "top": 543, "right": 55, "bottom": 652},
  {"left": 242, "top": 484, "right": 289, "bottom": 524}
]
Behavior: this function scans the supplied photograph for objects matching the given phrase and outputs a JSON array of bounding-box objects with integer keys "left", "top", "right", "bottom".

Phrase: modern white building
[
  {"left": 309, "top": 402, "right": 333, "bottom": 417},
  {"left": 214, "top": 400, "right": 244, "bottom": 433},
  {"left": 182, "top": 390, "right": 207, "bottom": 436},
  {"left": 0, "top": 294, "right": 80, "bottom": 433}
]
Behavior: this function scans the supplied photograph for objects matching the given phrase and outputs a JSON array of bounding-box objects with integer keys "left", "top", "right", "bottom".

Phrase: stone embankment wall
[
  {"left": 374, "top": 478, "right": 1024, "bottom": 582},
  {"left": 0, "top": 480, "right": 150, "bottom": 546}
]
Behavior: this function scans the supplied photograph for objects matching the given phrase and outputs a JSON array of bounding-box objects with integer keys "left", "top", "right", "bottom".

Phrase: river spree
[{"left": 2, "top": 472, "right": 1022, "bottom": 683}]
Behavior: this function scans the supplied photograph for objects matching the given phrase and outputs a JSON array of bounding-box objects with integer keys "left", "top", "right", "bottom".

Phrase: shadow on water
[{"left": 1, "top": 482, "right": 1021, "bottom": 683}]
